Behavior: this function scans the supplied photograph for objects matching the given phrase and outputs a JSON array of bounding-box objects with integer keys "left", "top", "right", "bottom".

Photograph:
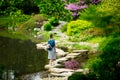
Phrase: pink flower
[{"left": 64, "top": 60, "right": 80, "bottom": 69}]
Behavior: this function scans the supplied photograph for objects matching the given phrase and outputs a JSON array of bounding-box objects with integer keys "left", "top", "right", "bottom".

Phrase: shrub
[
  {"left": 49, "top": 17, "right": 59, "bottom": 26},
  {"left": 43, "top": 22, "right": 53, "bottom": 31},
  {"left": 79, "top": 0, "right": 120, "bottom": 29},
  {"left": 86, "top": 36, "right": 120, "bottom": 80},
  {"left": 67, "top": 20, "right": 93, "bottom": 36},
  {"left": 97, "top": 37, "right": 120, "bottom": 80},
  {"left": 61, "top": 23, "right": 68, "bottom": 32},
  {"left": 71, "top": 43, "right": 91, "bottom": 50},
  {"left": 68, "top": 72, "right": 97, "bottom": 80},
  {"left": 19, "top": 14, "right": 47, "bottom": 33},
  {"left": 35, "top": 0, "right": 72, "bottom": 21},
  {"left": 0, "top": 11, "right": 31, "bottom": 30},
  {"left": 68, "top": 72, "right": 87, "bottom": 80}
]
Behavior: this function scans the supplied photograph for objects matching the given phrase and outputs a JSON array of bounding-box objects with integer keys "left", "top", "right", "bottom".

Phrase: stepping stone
[
  {"left": 73, "top": 50, "right": 88, "bottom": 53},
  {"left": 55, "top": 57, "right": 68, "bottom": 64},
  {"left": 66, "top": 53, "right": 82, "bottom": 59},
  {"left": 56, "top": 48, "right": 67, "bottom": 58},
  {"left": 45, "top": 63, "right": 65, "bottom": 69},
  {"left": 45, "top": 65, "right": 54, "bottom": 69},
  {"left": 49, "top": 68, "right": 74, "bottom": 73},
  {"left": 67, "top": 53, "right": 81, "bottom": 56},
  {"left": 50, "top": 72, "right": 73, "bottom": 77}
]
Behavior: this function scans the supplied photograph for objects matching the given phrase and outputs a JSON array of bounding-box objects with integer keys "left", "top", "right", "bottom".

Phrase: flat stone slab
[
  {"left": 49, "top": 68, "right": 84, "bottom": 73},
  {"left": 67, "top": 53, "right": 81, "bottom": 56},
  {"left": 55, "top": 57, "right": 68, "bottom": 64},
  {"left": 56, "top": 48, "right": 67, "bottom": 58},
  {"left": 49, "top": 68, "right": 74, "bottom": 73},
  {"left": 73, "top": 50, "right": 88, "bottom": 53},
  {"left": 45, "top": 65, "right": 55, "bottom": 69},
  {"left": 50, "top": 72, "right": 73, "bottom": 77}
]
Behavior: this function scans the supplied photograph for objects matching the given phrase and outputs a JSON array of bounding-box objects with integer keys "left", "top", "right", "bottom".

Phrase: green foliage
[
  {"left": 71, "top": 44, "right": 91, "bottom": 50},
  {"left": 19, "top": 14, "right": 47, "bottom": 33},
  {"left": 79, "top": 0, "right": 120, "bottom": 29},
  {"left": 21, "top": 0, "right": 39, "bottom": 14},
  {"left": 34, "top": 0, "right": 72, "bottom": 21},
  {"left": 68, "top": 72, "right": 97, "bottom": 80},
  {"left": 65, "top": 0, "right": 79, "bottom": 3},
  {"left": 67, "top": 20, "right": 93, "bottom": 36},
  {"left": 43, "top": 22, "right": 53, "bottom": 31},
  {"left": 69, "top": 34, "right": 93, "bottom": 42},
  {"left": 0, "top": 31, "right": 32, "bottom": 40},
  {"left": 87, "top": 36, "right": 106, "bottom": 43},
  {"left": 86, "top": 36, "right": 120, "bottom": 80},
  {"left": 0, "top": 0, "right": 38, "bottom": 15},
  {"left": 0, "top": 0, "right": 23, "bottom": 15},
  {"left": 9, "top": 10, "right": 31, "bottom": 30},
  {"left": 79, "top": 4, "right": 110, "bottom": 27},
  {"left": 49, "top": 17, "right": 59, "bottom": 26},
  {"left": 61, "top": 23, "right": 68, "bottom": 32},
  {"left": 0, "top": 16, "right": 11, "bottom": 29},
  {"left": 98, "top": 37, "right": 120, "bottom": 79},
  {"left": 68, "top": 72, "right": 87, "bottom": 80},
  {"left": 0, "top": 11, "right": 30, "bottom": 30}
]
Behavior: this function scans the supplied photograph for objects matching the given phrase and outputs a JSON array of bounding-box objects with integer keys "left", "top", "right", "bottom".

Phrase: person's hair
[{"left": 50, "top": 34, "right": 53, "bottom": 38}]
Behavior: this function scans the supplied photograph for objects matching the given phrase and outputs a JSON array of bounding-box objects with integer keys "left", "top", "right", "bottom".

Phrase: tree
[{"left": 34, "top": 0, "right": 72, "bottom": 21}]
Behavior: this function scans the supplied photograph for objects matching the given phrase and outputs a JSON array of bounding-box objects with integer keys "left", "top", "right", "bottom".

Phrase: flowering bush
[
  {"left": 65, "top": 3, "right": 88, "bottom": 19},
  {"left": 64, "top": 0, "right": 101, "bottom": 19},
  {"left": 64, "top": 60, "right": 80, "bottom": 69}
]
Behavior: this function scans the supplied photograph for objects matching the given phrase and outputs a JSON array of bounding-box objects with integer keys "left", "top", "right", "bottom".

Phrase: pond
[{"left": 0, "top": 36, "right": 48, "bottom": 79}]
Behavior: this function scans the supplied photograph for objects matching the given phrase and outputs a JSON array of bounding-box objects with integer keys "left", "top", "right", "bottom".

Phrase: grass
[
  {"left": 87, "top": 36, "right": 106, "bottom": 43},
  {"left": 0, "top": 31, "right": 31, "bottom": 40},
  {"left": 72, "top": 44, "right": 91, "bottom": 50},
  {"left": 0, "top": 16, "right": 11, "bottom": 27}
]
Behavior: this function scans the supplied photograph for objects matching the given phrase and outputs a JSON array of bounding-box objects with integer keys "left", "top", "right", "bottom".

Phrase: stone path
[
  {"left": 35, "top": 21, "right": 98, "bottom": 80},
  {"left": 36, "top": 42, "right": 89, "bottom": 78}
]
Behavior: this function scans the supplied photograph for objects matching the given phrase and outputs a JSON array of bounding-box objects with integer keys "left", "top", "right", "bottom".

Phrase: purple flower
[
  {"left": 72, "top": 12, "right": 79, "bottom": 17},
  {"left": 64, "top": 60, "right": 80, "bottom": 69},
  {"left": 65, "top": 3, "right": 81, "bottom": 11},
  {"left": 79, "top": 4, "right": 88, "bottom": 9},
  {"left": 91, "top": 0, "right": 101, "bottom": 4}
]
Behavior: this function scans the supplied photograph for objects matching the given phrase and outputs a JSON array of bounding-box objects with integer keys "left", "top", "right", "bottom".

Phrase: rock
[
  {"left": 50, "top": 72, "right": 73, "bottom": 77},
  {"left": 83, "top": 68, "right": 89, "bottom": 74},
  {"left": 73, "top": 50, "right": 88, "bottom": 53},
  {"left": 36, "top": 43, "right": 47, "bottom": 50},
  {"left": 45, "top": 64, "right": 64, "bottom": 69},
  {"left": 53, "top": 64, "right": 65, "bottom": 68},
  {"left": 55, "top": 57, "right": 68, "bottom": 64},
  {"left": 49, "top": 68, "right": 74, "bottom": 73},
  {"left": 75, "top": 69, "right": 84, "bottom": 72},
  {"left": 56, "top": 48, "right": 68, "bottom": 58},
  {"left": 66, "top": 53, "right": 82, "bottom": 60},
  {"left": 49, "top": 68, "right": 84, "bottom": 77},
  {"left": 67, "top": 53, "right": 81, "bottom": 56},
  {"left": 45, "top": 65, "right": 54, "bottom": 69}
]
